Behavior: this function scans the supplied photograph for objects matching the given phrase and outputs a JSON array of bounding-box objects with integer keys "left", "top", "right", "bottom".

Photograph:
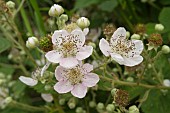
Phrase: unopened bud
[
  {"left": 97, "top": 102, "right": 104, "bottom": 110},
  {"left": 76, "top": 17, "right": 90, "bottom": 29},
  {"left": 68, "top": 102, "right": 76, "bottom": 109},
  {"left": 128, "top": 105, "right": 139, "bottom": 113},
  {"left": 76, "top": 107, "right": 83, "bottom": 113},
  {"left": 126, "top": 31, "right": 130, "bottom": 38},
  {"left": 59, "top": 98, "right": 66, "bottom": 105},
  {"left": 26, "top": 37, "right": 39, "bottom": 49},
  {"left": 131, "top": 34, "right": 140, "bottom": 40},
  {"left": 44, "top": 85, "right": 51, "bottom": 91},
  {"left": 111, "top": 88, "right": 117, "bottom": 96},
  {"left": 49, "top": 4, "right": 64, "bottom": 17},
  {"left": 4, "top": 97, "right": 12, "bottom": 105},
  {"left": 60, "top": 14, "right": 68, "bottom": 22},
  {"left": 88, "top": 42, "right": 96, "bottom": 48},
  {"left": 162, "top": 45, "right": 170, "bottom": 54},
  {"left": 155, "top": 24, "right": 164, "bottom": 31},
  {"left": 126, "top": 77, "right": 134, "bottom": 82},
  {"left": 89, "top": 101, "right": 96, "bottom": 108},
  {"left": 163, "top": 79, "right": 170, "bottom": 87},
  {"left": 6, "top": 1, "right": 15, "bottom": 9},
  {"left": 106, "top": 104, "right": 115, "bottom": 112}
]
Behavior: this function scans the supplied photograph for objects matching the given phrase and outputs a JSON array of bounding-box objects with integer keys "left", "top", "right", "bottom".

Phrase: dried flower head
[
  {"left": 39, "top": 35, "right": 53, "bottom": 52},
  {"left": 103, "top": 24, "right": 116, "bottom": 39},
  {"left": 114, "top": 89, "right": 129, "bottom": 107},
  {"left": 135, "top": 24, "right": 146, "bottom": 35},
  {"left": 148, "top": 33, "right": 162, "bottom": 46}
]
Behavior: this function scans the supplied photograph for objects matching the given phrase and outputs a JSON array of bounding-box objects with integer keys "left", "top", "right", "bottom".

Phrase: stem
[
  {"left": 9, "top": 100, "right": 48, "bottom": 112},
  {"left": 14, "top": 0, "right": 26, "bottom": 17},
  {"left": 99, "top": 76, "right": 170, "bottom": 90}
]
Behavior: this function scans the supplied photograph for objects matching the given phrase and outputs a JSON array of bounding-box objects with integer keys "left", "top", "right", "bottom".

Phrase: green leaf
[
  {"left": 0, "top": 38, "right": 11, "bottom": 53},
  {"left": 145, "top": 23, "right": 156, "bottom": 35},
  {"left": 159, "top": 7, "right": 170, "bottom": 32},
  {"left": 98, "top": 0, "right": 118, "bottom": 12},
  {"left": 141, "top": 90, "right": 170, "bottom": 113},
  {"left": 74, "top": 0, "right": 101, "bottom": 10}
]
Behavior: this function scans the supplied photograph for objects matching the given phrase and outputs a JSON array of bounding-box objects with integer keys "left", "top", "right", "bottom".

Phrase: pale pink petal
[
  {"left": 99, "top": 38, "right": 111, "bottom": 57},
  {"left": 71, "top": 29, "right": 85, "bottom": 47},
  {"left": 123, "top": 55, "right": 143, "bottom": 66},
  {"left": 41, "top": 61, "right": 51, "bottom": 76},
  {"left": 131, "top": 40, "right": 144, "bottom": 54},
  {"left": 76, "top": 46, "right": 93, "bottom": 60},
  {"left": 82, "top": 73, "right": 99, "bottom": 87},
  {"left": 71, "top": 84, "right": 87, "bottom": 98},
  {"left": 45, "top": 50, "right": 62, "bottom": 63},
  {"left": 82, "top": 63, "right": 93, "bottom": 73},
  {"left": 110, "top": 27, "right": 126, "bottom": 44},
  {"left": 52, "top": 30, "right": 69, "bottom": 45},
  {"left": 83, "top": 28, "right": 89, "bottom": 36},
  {"left": 110, "top": 52, "right": 124, "bottom": 65},
  {"left": 55, "top": 66, "right": 67, "bottom": 81},
  {"left": 19, "top": 76, "right": 38, "bottom": 86},
  {"left": 59, "top": 57, "right": 79, "bottom": 68},
  {"left": 41, "top": 93, "right": 53, "bottom": 102},
  {"left": 54, "top": 80, "right": 73, "bottom": 93}
]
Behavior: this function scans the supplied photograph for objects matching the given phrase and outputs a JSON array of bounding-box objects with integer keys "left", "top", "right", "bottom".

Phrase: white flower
[
  {"left": 54, "top": 62, "right": 99, "bottom": 98},
  {"left": 41, "top": 93, "right": 53, "bottom": 102},
  {"left": 26, "top": 36, "right": 39, "bottom": 49},
  {"left": 76, "top": 17, "right": 90, "bottom": 29},
  {"left": 49, "top": 4, "right": 64, "bottom": 17},
  {"left": 45, "top": 29, "right": 93, "bottom": 68},
  {"left": 99, "top": 27, "right": 144, "bottom": 67}
]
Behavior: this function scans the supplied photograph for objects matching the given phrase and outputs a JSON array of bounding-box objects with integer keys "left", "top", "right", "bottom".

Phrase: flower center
[
  {"left": 111, "top": 39, "right": 135, "bottom": 57},
  {"left": 65, "top": 67, "right": 84, "bottom": 85}
]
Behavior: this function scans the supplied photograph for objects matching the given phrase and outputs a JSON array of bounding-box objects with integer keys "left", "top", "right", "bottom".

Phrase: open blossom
[
  {"left": 99, "top": 27, "right": 144, "bottom": 67},
  {"left": 45, "top": 29, "right": 93, "bottom": 68},
  {"left": 54, "top": 62, "right": 99, "bottom": 98}
]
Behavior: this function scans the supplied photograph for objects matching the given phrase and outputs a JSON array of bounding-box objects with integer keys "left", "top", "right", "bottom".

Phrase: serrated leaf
[
  {"left": 0, "top": 38, "right": 11, "bottom": 53},
  {"left": 159, "top": 7, "right": 170, "bottom": 32},
  {"left": 98, "top": 0, "right": 118, "bottom": 12},
  {"left": 141, "top": 90, "right": 170, "bottom": 113}
]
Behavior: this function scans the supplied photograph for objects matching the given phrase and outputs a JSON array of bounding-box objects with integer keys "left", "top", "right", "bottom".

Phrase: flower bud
[
  {"left": 4, "top": 97, "right": 12, "bottom": 105},
  {"left": 49, "top": 4, "right": 64, "bottom": 17},
  {"left": 26, "top": 37, "right": 39, "bottom": 49},
  {"left": 131, "top": 34, "right": 140, "bottom": 40},
  {"left": 76, "top": 17, "right": 90, "bottom": 29},
  {"left": 59, "top": 98, "right": 66, "bottom": 105},
  {"left": 163, "top": 79, "right": 170, "bottom": 87},
  {"left": 88, "top": 42, "right": 96, "bottom": 48},
  {"left": 6, "top": 1, "right": 15, "bottom": 9},
  {"left": 97, "top": 102, "right": 104, "bottom": 110},
  {"left": 76, "top": 107, "right": 83, "bottom": 113},
  {"left": 89, "top": 101, "right": 96, "bottom": 108},
  {"left": 126, "top": 31, "right": 130, "bottom": 38},
  {"left": 106, "top": 104, "right": 115, "bottom": 112},
  {"left": 155, "top": 24, "right": 164, "bottom": 32},
  {"left": 128, "top": 105, "right": 139, "bottom": 113},
  {"left": 68, "top": 102, "right": 76, "bottom": 109},
  {"left": 126, "top": 77, "right": 134, "bottom": 82},
  {"left": 161, "top": 45, "right": 170, "bottom": 54},
  {"left": 60, "top": 14, "right": 68, "bottom": 22},
  {"left": 111, "top": 88, "right": 117, "bottom": 96},
  {"left": 44, "top": 85, "right": 51, "bottom": 91}
]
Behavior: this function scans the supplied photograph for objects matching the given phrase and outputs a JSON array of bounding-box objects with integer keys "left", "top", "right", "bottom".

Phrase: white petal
[
  {"left": 110, "top": 52, "right": 124, "bottom": 65},
  {"left": 76, "top": 46, "right": 93, "bottom": 60},
  {"left": 71, "top": 29, "right": 85, "bottom": 47},
  {"left": 55, "top": 66, "right": 66, "bottom": 81},
  {"left": 41, "top": 93, "right": 53, "bottom": 102},
  {"left": 82, "top": 63, "right": 93, "bottom": 73},
  {"left": 111, "top": 27, "right": 126, "bottom": 44},
  {"left": 54, "top": 80, "right": 73, "bottom": 93},
  {"left": 82, "top": 73, "right": 99, "bottom": 87},
  {"left": 52, "top": 30, "right": 69, "bottom": 45},
  {"left": 19, "top": 76, "right": 38, "bottom": 86},
  {"left": 71, "top": 84, "right": 87, "bottom": 98},
  {"left": 130, "top": 40, "right": 144, "bottom": 55},
  {"left": 59, "top": 57, "right": 79, "bottom": 68},
  {"left": 41, "top": 61, "right": 51, "bottom": 76},
  {"left": 83, "top": 28, "right": 89, "bottom": 36},
  {"left": 123, "top": 55, "right": 143, "bottom": 66},
  {"left": 99, "top": 38, "right": 111, "bottom": 56},
  {"left": 45, "top": 50, "right": 62, "bottom": 63}
]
